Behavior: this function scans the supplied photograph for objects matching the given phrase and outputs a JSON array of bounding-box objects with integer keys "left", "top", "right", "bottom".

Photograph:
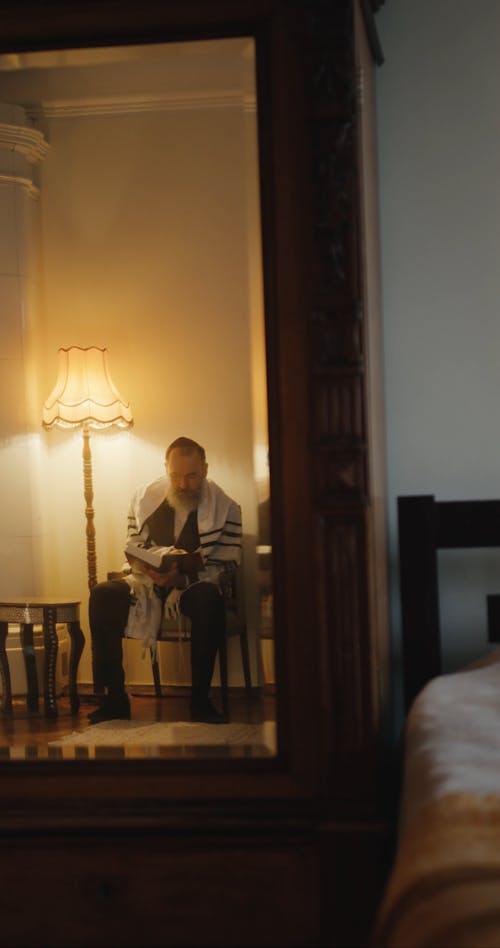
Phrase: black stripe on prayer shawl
[
  {"left": 199, "top": 517, "right": 242, "bottom": 538},
  {"left": 200, "top": 530, "right": 242, "bottom": 543},
  {"left": 200, "top": 538, "right": 241, "bottom": 549},
  {"left": 199, "top": 526, "right": 225, "bottom": 538}
]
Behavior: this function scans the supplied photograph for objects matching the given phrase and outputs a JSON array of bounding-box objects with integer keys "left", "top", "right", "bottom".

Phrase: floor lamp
[{"left": 42, "top": 346, "right": 133, "bottom": 591}]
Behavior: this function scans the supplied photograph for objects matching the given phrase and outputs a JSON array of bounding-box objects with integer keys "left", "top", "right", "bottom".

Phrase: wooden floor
[{"left": 0, "top": 687, "right": 276, "bottom": 759}]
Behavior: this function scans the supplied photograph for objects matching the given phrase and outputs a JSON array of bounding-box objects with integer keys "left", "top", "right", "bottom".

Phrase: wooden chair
[
  {"left": 150, "top": 571, "right": 252, "bottom": 718},
  {"left": 109, "top": 570, "right": 252, "bottom": 717},
  {"left": 398, "top": 494, "right": 500, "bottom": 712}
]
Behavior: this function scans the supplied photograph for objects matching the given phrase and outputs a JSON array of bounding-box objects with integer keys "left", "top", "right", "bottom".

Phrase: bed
[{"left": 374, "top": 495, "right": 500, "bottom": 948}]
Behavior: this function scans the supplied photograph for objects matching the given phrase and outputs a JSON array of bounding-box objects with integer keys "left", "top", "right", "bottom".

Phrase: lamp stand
[
  {"left": 82, "top": 424, "right": 105, "bottom": 698},
  {"left": 82, "top": 423, "right": 98, "bottom": 590},
  {"left": 42, "top": 347, "right": 132, "bottom": 702}
]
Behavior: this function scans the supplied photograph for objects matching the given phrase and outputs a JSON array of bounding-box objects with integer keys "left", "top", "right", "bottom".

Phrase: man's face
[{"left": 166, "top": 448, "right": 207, "bottom": 505}]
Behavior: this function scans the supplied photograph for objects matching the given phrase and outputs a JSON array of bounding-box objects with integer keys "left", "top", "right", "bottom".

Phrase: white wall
[
  {"left": 376, "top": 1, "right": 500, "bottom": 715},
  {"left": 0, "top": 40, "right": 268, "bottom": 687}
]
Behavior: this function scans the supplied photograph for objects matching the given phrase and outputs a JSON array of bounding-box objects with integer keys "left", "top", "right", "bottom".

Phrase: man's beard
[{"left": 166, "top": 485, "right": 200, "bottom": 515}]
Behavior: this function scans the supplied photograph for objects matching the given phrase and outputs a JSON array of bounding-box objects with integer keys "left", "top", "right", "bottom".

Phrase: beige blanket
[
  {"left": 374, "top": 651, "right": 500, "bottom": 947},
  {"left": 374, "top": 793, "right": 500, "bottom": 947}
]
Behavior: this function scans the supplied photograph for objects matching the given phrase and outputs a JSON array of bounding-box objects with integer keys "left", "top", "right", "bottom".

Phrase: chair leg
[
  {"left": 219, "top": 634, "right": 229, "bottom": 719},
  {"left": 0, "top": 621, "right": 12, "bottom": 714},
  {"left": 239, "top": 628, "right": 252, "bottom": 694},
  {"left": 150, "top": 646, "right": 163, "bottom": 698}
]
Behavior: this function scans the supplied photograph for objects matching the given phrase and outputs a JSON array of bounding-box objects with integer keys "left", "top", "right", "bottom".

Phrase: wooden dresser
[{"left": 0, "top": 2, "right": 392, "bottom": 945}]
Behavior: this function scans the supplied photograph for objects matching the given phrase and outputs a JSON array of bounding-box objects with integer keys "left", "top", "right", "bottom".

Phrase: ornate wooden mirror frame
[{"left": 0, "top": 2, "right": 389, "bottom": 942}]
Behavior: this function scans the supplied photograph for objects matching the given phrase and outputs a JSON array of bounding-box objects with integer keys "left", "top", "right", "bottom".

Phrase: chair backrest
[{"left": 398, "top": 494, "right": 500, "bottom": 712}]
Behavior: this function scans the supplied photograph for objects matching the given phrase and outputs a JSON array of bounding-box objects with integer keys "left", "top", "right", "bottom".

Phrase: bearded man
[{"left": 88, "top": 437, "right": 242, "bottom": 724}]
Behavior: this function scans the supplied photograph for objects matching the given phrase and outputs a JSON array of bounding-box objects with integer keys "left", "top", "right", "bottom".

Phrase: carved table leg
[
  {"left": 42, "top": 606, "right": 58, "bottom": 718},
  {"left": 68, "top": 620, "right": 84, "bottom": 714},
  {"left": 0, "top": 621, "right": 12, "bottom": 714},
  {"left": 20, "top": 622, "right": 39, "bottom": 712}
]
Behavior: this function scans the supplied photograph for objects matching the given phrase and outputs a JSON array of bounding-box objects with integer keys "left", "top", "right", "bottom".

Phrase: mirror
[{"left": 0, "top": 37, "right": 276, "bottom": 759}]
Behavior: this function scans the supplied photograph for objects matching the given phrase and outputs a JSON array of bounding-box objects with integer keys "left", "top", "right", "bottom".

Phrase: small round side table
[{"left": 0, "top": 599, "right": 84, "bottom": 718}]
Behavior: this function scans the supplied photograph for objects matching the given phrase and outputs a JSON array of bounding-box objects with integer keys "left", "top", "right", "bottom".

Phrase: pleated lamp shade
[{"left": 42, "top": 346, "right": 133, "bottom": 430}]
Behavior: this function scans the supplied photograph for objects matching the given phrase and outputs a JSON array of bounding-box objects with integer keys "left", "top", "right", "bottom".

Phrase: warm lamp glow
[
  {"left": 42, "top": 346, "right": 132, "bottom": 599},
  {"left": 42, "top": 346, "right": 133, "bottom": 430}
]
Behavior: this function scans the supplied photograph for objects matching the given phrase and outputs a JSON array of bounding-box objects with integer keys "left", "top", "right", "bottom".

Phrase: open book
[{"left": 125, "top": 541, "right": 203, "bottom": 574}]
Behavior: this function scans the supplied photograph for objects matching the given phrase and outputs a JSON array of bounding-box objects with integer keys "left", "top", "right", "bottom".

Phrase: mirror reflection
[{"left": 0, "top": 37, "right": 275, "bottom": 759}]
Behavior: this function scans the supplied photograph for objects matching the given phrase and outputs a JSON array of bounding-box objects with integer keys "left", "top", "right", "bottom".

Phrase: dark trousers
[{"left": 88, "top": 579, "right": 225, "bottom": 705}]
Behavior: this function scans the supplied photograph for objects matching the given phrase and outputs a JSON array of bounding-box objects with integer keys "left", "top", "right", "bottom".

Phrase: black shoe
[
  {"left": 190, "top": 700, "right": 228, "bottom": 724},
  {"left": 87, "top": 694, "right": 131, "bottom": 724}
]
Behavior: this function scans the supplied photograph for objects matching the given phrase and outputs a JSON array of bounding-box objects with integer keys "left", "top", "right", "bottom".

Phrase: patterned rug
[{"left": 47, "top": 719, "right": 277, "bottom": 759}]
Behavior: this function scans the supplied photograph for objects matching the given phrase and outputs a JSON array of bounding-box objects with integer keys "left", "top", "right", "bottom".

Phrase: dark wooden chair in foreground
[{"left": 398, "top": 494, "right": 500, "bottom": 713}]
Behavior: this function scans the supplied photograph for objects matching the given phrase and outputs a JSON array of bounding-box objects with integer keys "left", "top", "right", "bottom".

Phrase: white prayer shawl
[
  {"left": 123, "top": 477, "right": 241, "bottom": 649},
  {"left": 123, "top": 571, "right": 162, "bottom": 654}
]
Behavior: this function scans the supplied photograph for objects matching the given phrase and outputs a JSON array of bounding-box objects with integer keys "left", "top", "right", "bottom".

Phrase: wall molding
[{"left": 29, "top": 89, "right": 257, "bottom": 120}]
